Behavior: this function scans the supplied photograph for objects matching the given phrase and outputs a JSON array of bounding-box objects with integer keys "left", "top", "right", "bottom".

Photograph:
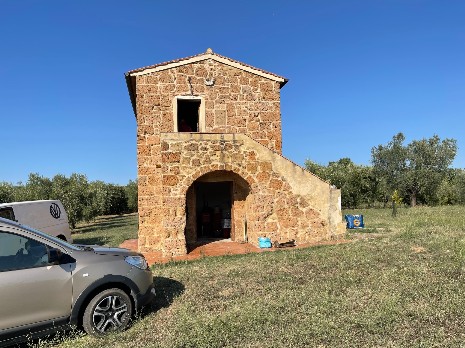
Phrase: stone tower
[{"left": 125, "top": 49, "right": 345, "bottom": 257}]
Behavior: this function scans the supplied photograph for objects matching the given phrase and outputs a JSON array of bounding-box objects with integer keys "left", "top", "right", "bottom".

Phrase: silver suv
[{"left": 0, "top": 217, "right": 155, "bottom": 347}]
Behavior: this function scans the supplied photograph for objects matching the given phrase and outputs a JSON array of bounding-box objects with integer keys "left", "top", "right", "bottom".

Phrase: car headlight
[{"left": 125, "top": 255, "right": 148, "bottom": 270}]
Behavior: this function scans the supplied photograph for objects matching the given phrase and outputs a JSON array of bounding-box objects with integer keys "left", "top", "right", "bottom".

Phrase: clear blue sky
[{"left": 1, "top": 0, "right": 464, "bottom": 185}]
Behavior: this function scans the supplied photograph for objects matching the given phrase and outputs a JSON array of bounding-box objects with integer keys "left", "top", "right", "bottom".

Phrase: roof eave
[
  {"left": 126, "top": 53, "right": 288, "bottom": 86},
  {"left": 124, "top": 73, "right": 137, "bottom": 117}
]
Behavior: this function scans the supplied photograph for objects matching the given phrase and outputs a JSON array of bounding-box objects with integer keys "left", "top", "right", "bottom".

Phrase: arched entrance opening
[{"left": 185, "top": 170, "right": 251, "bottom": 248}]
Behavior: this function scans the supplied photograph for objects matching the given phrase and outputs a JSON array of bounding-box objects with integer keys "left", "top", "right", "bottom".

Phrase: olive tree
[
  {"left": 51, "top": 174, "right": 92, "bottom": 229},
  {"left": 437, "top": 169, "right": 465, "bottom": 205},
  {"left": 0, "top": 182, "right": 15, "bottom": 204},
  {"left": 371, "top": 133, "right": 457, "bottom": 206},
  {"left": 305, "top": 158, "right": 380, "bottom": 208},
  {"left": 125, "top": 180, "right": 138, "bottom": 213}
]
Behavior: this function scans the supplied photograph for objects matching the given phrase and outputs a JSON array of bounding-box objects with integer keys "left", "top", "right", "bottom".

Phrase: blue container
[
  {"left": 258, "top": 237, "right": 272, "bottom": 248},
  {"left": 344, "top": 214, "right": 365, "bottom": 229}
]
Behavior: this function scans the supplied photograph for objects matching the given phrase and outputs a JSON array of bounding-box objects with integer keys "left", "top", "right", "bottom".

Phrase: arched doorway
[{"left": 185, "top": 170, "right": 251, "bottom": 247}]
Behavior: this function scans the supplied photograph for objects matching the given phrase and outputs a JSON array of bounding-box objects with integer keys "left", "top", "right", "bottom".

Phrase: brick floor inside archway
[{"left": 120, "top": 238, "right": 351, "bottom": 265}]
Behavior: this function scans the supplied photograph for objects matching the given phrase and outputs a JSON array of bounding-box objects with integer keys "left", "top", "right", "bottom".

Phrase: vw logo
[{"left": 50, "top": 203, "right": 61, "bottom": 219}]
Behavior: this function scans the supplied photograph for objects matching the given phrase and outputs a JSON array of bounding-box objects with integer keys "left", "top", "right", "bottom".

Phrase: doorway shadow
[{"left": 186, "top": 238, "right": 230, "bottom": 253}]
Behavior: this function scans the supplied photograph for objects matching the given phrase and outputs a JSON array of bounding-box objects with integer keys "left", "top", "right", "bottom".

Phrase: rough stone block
[
  {"left": 162, "top": 152, "right": 181, "bottom": 163},
  {"left": 162, "top": 174, "right": 179, "bottom": 186},
  {"left": 268, "top": 178, "right": 283, "bottom": 191}
]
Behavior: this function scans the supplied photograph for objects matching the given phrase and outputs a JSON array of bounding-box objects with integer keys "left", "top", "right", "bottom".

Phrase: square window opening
[{"left": 177, "top": 99, "right": 200, "bottom": 132}]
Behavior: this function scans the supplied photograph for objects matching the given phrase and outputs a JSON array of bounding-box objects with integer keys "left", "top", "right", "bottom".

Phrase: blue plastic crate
[
  {"left": 344, "top": 214, "right": 365, "bottom": 229},
  {"left": 258, "top": 237, "right": 272, "bottom": 248}
]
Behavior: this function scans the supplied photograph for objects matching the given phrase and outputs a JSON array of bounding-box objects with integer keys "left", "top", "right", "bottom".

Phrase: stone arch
[
  {"left": 184, "top": 169, "right": 252, "bottom": 247},
  {"left": 180, "top": 163, "right": 257, "bottom": 197}
]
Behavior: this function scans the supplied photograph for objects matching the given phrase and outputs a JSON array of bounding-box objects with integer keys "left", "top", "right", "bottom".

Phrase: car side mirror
[
  {"left": 49, "top": 248, "right": 63, "bottom": 264},
  {"left": 49, "top": 248, "right": 75, "bottom": 265}
]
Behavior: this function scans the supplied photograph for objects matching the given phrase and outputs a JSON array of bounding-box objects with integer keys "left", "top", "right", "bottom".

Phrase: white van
[{"left": 0, "top": 200, "right": 72, "bottom": 242}]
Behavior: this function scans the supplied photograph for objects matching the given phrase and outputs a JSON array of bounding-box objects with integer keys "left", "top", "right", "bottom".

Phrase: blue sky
[{"left": 1, "top": 0, "right": 464, "bottom": 185}]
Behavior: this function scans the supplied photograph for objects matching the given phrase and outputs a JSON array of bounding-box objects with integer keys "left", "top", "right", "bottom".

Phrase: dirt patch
[{"left": 411, "top": 245, "right": 427, "bottom": 253}]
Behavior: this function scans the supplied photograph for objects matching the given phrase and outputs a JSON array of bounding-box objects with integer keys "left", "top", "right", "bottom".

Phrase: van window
[{"left": 0, "top": 208, "right": 15, "bottom": 221}]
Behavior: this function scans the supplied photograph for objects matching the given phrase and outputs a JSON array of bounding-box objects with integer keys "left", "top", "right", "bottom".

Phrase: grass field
[
  {"left": 72, "top": 214, "right": 138, "bottom": 246},
  {"left": 37, "top": 206, "right": 465, "bottom": 347}
]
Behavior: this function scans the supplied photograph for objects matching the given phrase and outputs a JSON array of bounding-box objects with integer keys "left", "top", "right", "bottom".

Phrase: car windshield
[{"left": 19, "top": 223, "right": 81, "bottom": 251}]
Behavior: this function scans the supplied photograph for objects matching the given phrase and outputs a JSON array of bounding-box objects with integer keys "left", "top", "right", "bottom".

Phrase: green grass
[
  {"left": 39, "top": 206, "right": 465, "bottom": 347},
  {"left": 71, "top": 213, "right": 138, "bottom": 246}
]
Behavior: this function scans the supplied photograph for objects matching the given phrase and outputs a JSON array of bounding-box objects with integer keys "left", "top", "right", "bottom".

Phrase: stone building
[{"left": 125, "top": 49, "right": 345, "bottom": 257}]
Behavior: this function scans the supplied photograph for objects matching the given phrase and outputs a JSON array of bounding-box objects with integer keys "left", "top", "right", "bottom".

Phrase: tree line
[
  {"left": 0, "top": 173, "right": 138, "bottom": 229},
  {"left": 306, "top": 133, "right": 465, "bottom": 209}
]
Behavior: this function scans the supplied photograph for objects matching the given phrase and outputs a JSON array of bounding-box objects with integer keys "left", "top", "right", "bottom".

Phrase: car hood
[
  {"left": 92, "top": 246, "right": 139, "bottom": 256},
  {"left": 74, "top": 245, "right": 140, "bottom": 257}
]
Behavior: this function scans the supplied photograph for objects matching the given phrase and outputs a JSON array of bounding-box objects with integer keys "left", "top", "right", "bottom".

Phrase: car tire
[{"left": 82, "top": 288, "right": 133, "bottom": 336}]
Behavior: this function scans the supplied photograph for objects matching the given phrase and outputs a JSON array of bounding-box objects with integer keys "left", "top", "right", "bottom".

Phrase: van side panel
[{"left": 0, "top": 201, "right": 72, "bottom": 242}]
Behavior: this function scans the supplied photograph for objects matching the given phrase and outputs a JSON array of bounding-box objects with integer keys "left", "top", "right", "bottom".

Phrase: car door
[{"left": 0, "top": 230, "right": 74, "bottom": 331}]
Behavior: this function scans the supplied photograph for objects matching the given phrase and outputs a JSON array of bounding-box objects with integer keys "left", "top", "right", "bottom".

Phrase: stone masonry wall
[
  {"left": 145, "top": 133, "right": 345, "bottom": 257},
  {"left": 135, "top": 60, "right": 285, "bottom": 256},
  {"left": 135, "top": 59, "right": 283, "bottom": 152}
]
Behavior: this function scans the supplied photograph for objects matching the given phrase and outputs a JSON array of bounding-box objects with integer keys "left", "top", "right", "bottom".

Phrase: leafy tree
[
  {"left": 454, "top": 170, "right": 465, "bottom": 204},
  {"left": 325, "top": 158, "right": 365, "bottom": 208},
  {"left": 88, "top": 181, "right": 129, "bottom": 216},
  {"left": 0, "top": 173, "right": 137, "bottom": 228},
  {"left": 105, "top": 184, "right": 128, "bottom": 215},
  {"left": 51, "top": 174, "right": 92, "bottom": 229},
  {"left": 0, "top": 182, "right": 15, "bottom": 203},
  {"left": 437, "top": 169, "right": 465, "bottom": 205},
  {"left": 406, "top": 135, "right": 457, "bottom": 205},
  {"left": 23, "top": 173, "right": 52, "bottom": 201},
  {"left": 88, "top": 181, "right": 110, "bottom": 217},
  {"left": 371, "top": 133, "right": 408, "bottom": 203},
  {"left": 371, "top": 133, "right": 457, "bottom": 206},
  {"left": 304, "top": 160, "right": 327, "bottom": 180},
  {"left": 305, "top": 158, "right": 380, "bottom": 208},
  {"left": 125, "top": 180, "right": 138, "bottom": 213}
]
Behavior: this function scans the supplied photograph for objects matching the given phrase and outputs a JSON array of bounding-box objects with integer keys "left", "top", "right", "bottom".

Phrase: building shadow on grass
[{"left": 143, "top": 276, "right": 185, "bottom": 314}]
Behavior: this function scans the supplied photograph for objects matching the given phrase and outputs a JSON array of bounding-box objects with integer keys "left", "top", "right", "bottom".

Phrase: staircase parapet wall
[{"left": 160, "top": 132, "right": 345, "bottom": 240}]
